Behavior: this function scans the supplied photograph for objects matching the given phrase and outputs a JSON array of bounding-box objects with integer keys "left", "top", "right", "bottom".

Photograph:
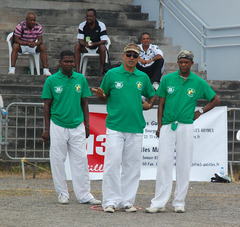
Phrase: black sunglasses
[{"left": 125, "top": 52, "right": 139, "bottom": 59}]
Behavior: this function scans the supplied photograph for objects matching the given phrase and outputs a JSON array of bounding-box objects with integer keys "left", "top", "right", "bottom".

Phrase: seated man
[
  {"left": 9, "top": 12, "right": 51, "bottom": 76},
  {"left": 136, "top": 32, "right": 165, "bottom": 90},
  {"left": 74, "top": 8, "right": 109, "bottom": 75}
]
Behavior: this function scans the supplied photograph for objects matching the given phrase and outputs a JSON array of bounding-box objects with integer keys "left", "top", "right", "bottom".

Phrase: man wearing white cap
[
  {"left": 146, "top": 50, "right": 220, "bottom": 213},
  {"left": 92, "top": 43, "right": 156, "bottom": 213}
]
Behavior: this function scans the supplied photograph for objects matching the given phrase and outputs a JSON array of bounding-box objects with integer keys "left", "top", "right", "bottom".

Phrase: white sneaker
[
  {"left": 174, "top": 206, "right": 185, "bottom": 213},
  {"left": 8, "top": 67, "right": 15, "bottom": 74},
  {"left": 104, "top": 205, "right": 115, "bottom": 213},
  {"left": 145, "top": 206, "right": 166, "bottom": 213},
  {"left": 86, "top": 198, "right": 101, "bottom": 205},
  {"left": 43, "top": 68, "right": 52, "bottom": 76},
  {"left": 124, "top": 206, "right": 137, "bottom": 212},
  {"left": 152, "top": 82, "right": 159, "bottom": 91},
  {"left": 58, "top": 194, "right": 69, "bottom": 204}
]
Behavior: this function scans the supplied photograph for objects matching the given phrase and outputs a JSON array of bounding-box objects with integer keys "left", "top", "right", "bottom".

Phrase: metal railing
[
  {"left": 227, "top": 108, "right": 240, "bottom": 178},
  {"left": 1, "top": 102, "right": 239, "bottom": 179},
  {"left": 2, "top": 102, "right": 49, "bottom": 161},
  {"left": 161, "top": 0, "right": 240, "bottom": 71}
]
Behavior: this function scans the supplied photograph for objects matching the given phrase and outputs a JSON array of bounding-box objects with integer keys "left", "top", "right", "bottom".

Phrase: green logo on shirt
[
  {"left": 187, "top": 88, "right": 196, "bottom": 97},
  {"left": 115, "top": 81, "right": 123, "bottom": 89},
  {"left": 136, "top": 81, "right": 142, "bottom": 90},
  {"left": 75, "top": 84, "right": 81, "bottom": 93},
  {"left": 54, "top": 86, "right": 63, "bottom": 93},
  {"left": 167, "top": 86, "right": 175, "bottom": 94}
]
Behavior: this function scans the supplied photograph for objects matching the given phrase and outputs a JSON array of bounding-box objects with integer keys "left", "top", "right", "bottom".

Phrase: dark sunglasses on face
[{"left": 125, "top": 52, "right": 139, "bottom": 59}]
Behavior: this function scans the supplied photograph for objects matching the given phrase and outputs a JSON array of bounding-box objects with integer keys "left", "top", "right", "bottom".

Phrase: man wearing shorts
[
  {"left": 74, "top": 8, "right": 109, "bottom": 75},
  {"left": 9, "top": 12, "right": 51, "bottom": 76}
]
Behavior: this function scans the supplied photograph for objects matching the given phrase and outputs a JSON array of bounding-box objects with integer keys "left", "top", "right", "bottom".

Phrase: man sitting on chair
[
  {"left": 137, "top": 32, "right": 165, "bottom": 90},
  {"left": 74, "top": 8, "right": 109, "bottom": 75},
  {"left": 8, "top": 12, "right": 51, "bottom": 76}
]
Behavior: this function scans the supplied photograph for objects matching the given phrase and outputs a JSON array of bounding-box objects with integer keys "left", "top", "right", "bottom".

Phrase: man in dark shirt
[{"left": 74, "top": 8, "right": 109, "bottom": 75}]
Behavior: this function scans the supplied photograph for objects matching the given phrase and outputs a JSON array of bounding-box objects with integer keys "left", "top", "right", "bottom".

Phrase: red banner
[{"left": 87, "top": 112, "right": 107, "bottom": 172}]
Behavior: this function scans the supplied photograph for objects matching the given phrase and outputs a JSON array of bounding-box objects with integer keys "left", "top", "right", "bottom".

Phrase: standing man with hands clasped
[
  {"left": 146, "top": 50, "right": 220, "bottom": 214},
  {"left": 92, "top": 43, "right": 156, "bottom": 213},
  {"left": 41, "top": 50, "right": 101, "bottom": 205}
]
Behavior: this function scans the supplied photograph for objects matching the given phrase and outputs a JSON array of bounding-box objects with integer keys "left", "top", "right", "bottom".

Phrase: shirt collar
[
  {"left": 59, "top": 69, "right": 76, "bottom": 78},
  {"left": 177, "top": 69, "right": 194, "bottom": 80},
  {"left": 121, "top": 64, "right": 139, "bottom": 76}
]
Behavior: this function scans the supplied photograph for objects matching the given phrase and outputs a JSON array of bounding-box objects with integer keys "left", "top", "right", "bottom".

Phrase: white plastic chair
[
  {"left": 79, "top": 36, "right": 111, "bottom": 75},
  {"left": 6, "top": 32, "right": 40, "bottom": 75}
]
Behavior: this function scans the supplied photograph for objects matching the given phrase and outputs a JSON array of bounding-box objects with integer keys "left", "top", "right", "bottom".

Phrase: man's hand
[
  {"left": 42, "top": 130, "right": 50, "bottom": 143},
  {"left": 142, "top": 100, "right": 151, "bottom": 110},
  {"left": 28, "top": 41, "right": 36, "bottom": 47},
  {"left": 85, "top": 126, "right": 90, "bottom": 138},
  {"left": 193, "top": 110, "right": 201, "bottom": 121},
  {"left": 91, "top": 88, "right": 106, "bottom": 98}
]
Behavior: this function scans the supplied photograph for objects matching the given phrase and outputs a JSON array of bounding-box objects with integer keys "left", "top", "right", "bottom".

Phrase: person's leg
[
  {"left": 50, "top": 121, "right": 69, "bottom": 199},
  {"left": 119, "top": 133, "right": 143, "bottom": 208},
  {"left": 136, "top": 63, "right": 152, "bottom": 80},
  {"left": 36, "top": 44, "right": 47, "bottom": 68},
  {"left": 68, "top": 123, "right": 94, "bottom": 203},
  {"left": 97, "top": 44, "right": 106, "bottom": 74},
  {"left": 150, "top": 124, "right": 176, "bottom": 208},
  {"left": 10, "top": 43, "right": 21, "bottom": 67},
  {"left": 74, "top": 43, "right": 88, "bottom": 72},
  {"left": 102, "top": 128, "right": 124, "bottom": 209},
  {"left": 150, "top": 58, "right": 165, "bottom": 83},
  {"left": 172, "top": 123, "right": 194, "bottom": 208}
]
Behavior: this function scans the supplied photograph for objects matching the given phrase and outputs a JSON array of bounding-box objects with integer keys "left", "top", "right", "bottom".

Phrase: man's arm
[
  {"left": 14, "top": 36, "right": 28, "bottom": 46},
  {"left": 156, "top": 97, "right": 165, "bottom": 137},
  {"left": 142, "top": 94, "right": 158, "bottom": 110},
  {"left": 78, "top": 39, "right": 106, "bottom": 48},
  {"left": 194, "top": 94, "right": 220, "bottom": 120},
  {"left": 81, "top": 97, "right": 90, "bottom": 138},
  {"left": 139, "top": 54, "right": 163, "bottom": 65},
  {"left": 42, "top": 99, "right": 52, "bottom": 143},
  {"left": 91, "top": 88, "right": 108, "bottom": 102}
]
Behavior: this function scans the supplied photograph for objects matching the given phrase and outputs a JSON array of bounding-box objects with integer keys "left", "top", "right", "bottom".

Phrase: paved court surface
[{"left": 0, "top": 175, "right": 239, "bottom": 227}]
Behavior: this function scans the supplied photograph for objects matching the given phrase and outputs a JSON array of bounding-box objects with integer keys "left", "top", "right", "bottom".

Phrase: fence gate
[{"left": 0, "top": 102, "right": 50, "bottom": 179}]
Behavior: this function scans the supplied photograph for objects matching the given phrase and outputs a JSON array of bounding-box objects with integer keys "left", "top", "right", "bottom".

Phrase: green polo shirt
[
  {"left": 101, "top": 64, "right": 155, "bottom": 133},
  {"left": 156, "top": 70, "right": 216, "bottom": 125},
  {"left": 41, "top": 70, "right": 92, "bottom": 128}
]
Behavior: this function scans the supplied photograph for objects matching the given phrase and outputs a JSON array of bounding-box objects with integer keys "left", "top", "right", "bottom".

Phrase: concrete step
[
  {"left": 1, "top": 1, "right": 142, "bottom": 14},
  {"left": 0, "top": 8, "right": 148, "bottom": 24}
]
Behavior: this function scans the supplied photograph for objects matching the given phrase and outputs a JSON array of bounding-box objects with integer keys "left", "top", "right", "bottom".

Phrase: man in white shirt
[{"left": 137, "top": 32, "right": 165, "bottom": 90}]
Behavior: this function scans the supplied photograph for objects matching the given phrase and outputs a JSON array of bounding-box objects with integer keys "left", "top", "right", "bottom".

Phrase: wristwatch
[{"left": 198, "top": 108, "right": 204, "bottom": 114}]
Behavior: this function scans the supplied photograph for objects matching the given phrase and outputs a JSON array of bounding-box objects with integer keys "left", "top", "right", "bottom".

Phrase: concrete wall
[
  {"left": 134, "top": 0, "right": 240, "bottom": 80},
  {"left": 133, "top": 0, "right": 160, "bottom": 29}
]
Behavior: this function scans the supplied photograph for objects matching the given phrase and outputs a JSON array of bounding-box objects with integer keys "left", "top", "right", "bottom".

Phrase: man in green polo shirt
[
  {"left": 92, "top": 43, "right": 156, "bottom": 213},
  {"left": 41, "top": 50, "right": 101, "bottom": 205},
  {"left": 146, "top": 50, "right": 220, "bottom": 214}
]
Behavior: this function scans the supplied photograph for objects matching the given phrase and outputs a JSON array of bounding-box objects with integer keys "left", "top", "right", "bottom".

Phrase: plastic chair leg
[
  {"left": 34, "top": 55, "right": 40, "bottom": 75},
  {"left": 29, "top": 56, "right": 34, "bottom": 75}
]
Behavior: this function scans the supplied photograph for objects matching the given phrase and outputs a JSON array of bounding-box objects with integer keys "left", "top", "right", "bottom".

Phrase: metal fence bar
[
  {"left": 1, "top": 103, "right": 240, "bottom": 179},
  {"left": 4, "top": 102, "right": 49, "bottom": 161}
]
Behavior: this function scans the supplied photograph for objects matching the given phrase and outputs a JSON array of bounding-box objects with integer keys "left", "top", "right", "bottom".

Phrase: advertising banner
[{"left": 65, "top": 105, "right": 227, "bottom": 182}]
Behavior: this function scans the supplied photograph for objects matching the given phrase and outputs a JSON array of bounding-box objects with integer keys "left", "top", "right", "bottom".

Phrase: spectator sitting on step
[
  {"left": 74, "top": 8, "right": 109, "bottom": 75},
  {"left": 137, "top": 32, "right": 165, "bottom": 90},
  {"left": 8, "top": 12, "right": 51, "bottom": 76}
]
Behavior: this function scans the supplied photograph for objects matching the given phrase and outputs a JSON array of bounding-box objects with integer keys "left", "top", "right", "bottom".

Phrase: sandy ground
[{"left": 0, "top": 172, "right": 240, "bottom": 227}]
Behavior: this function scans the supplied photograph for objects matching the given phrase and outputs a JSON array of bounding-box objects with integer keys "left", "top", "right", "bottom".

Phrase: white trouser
[
  {"left": 50, "top": 121, "right": 93, "bottom": 203},
  {"left": 151, "top": 123, "right": 194, "bottom": 208},
  {"left": 102, "top": 128, "right": 143, "bottom": 209}
]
